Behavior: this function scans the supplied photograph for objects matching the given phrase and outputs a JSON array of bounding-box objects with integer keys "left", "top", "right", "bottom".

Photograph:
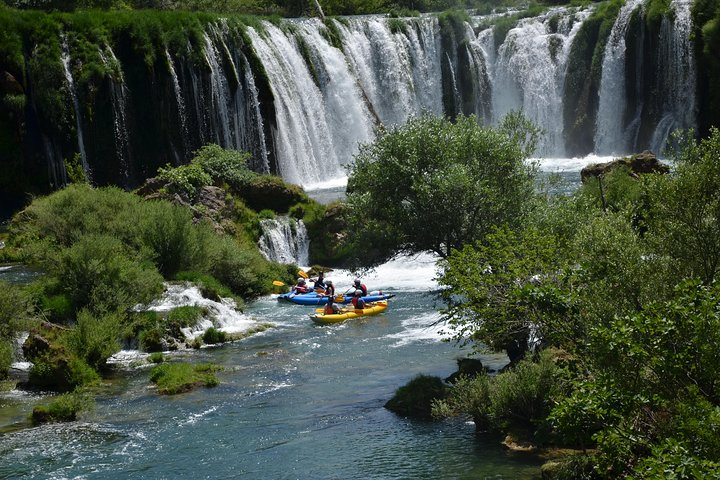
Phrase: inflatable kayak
[
  {"left": 277, "top": 291, "right": 395, "bottom": 306},
  {"left": 310, "top": 301, "right": 388, "bottom": 324}
]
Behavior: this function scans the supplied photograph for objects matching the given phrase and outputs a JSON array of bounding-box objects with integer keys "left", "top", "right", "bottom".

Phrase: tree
[{"left": 345, "top": 113, "right": 539, "bottom": 264}]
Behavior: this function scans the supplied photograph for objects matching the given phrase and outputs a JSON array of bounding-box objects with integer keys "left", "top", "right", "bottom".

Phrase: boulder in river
[{"left": 580, "top": 151, "right": 670, "bottom": 183}]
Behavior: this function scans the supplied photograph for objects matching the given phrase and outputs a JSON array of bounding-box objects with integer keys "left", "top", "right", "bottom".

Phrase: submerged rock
[
  {"left": 580, "top": 150, "right": 670, "bottom": 182},
  {"left": 445, "top": 357, "right": 487, "bottom": 384}
]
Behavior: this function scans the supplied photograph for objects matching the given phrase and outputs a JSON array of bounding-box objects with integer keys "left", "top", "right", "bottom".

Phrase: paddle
[
  {"left": 298, "top": 270, "right": 309, "bottom": 279},
  {"left": 272, "top": 280, "right": 285, "bottom": 286}
]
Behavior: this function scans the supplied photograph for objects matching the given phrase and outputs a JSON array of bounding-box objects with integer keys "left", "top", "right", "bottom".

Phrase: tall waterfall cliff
[{"left": 0, "top": 2, "right": 703, "bottom": 206}]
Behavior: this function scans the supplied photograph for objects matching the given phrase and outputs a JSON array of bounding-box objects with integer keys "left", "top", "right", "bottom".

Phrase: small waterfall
[
  {"left": 60, "top": 34, "right": 90, "bottom": 180},
  {"left": 487, "top": 8, "right": 589, "bottom": 156},
  {"left": 99, "top": 45, "right": 132, "bottom": 181},
  {"left": 258, "top": 217, "right": 310, "bottom": 266},
  {"left": 166, "top": 48, "right": 190, "bottom": 159},
  {"left": 146, "top": 283, "right": 256, "bottom": 338},
  {"left": 594, "top": 0, "right": 644, "bottom": 155},
  {"left": 203, "top": 28, "right": 234, "bottom": 148},
  {"left": 649, "top": 0, "right": 696, "bottom": 153}
]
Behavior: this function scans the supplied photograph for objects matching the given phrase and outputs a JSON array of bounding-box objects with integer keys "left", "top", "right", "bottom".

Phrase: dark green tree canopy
[{"left": 345, "top": 113, "right": 539, "bottom": 262}]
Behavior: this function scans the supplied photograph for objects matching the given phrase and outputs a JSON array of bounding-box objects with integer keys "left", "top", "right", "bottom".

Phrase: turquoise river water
[{"left": 0, "top": 254, "right": 545, "bottom": 479}]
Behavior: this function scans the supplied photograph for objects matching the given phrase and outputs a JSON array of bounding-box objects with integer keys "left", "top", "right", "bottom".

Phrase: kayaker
[
  {"left": 323, "top": 280, "right": 336, "bottom": 298},
  {"left": 353, "top": 278, "right": 368, "bottom": 296},
  {"left": 292, "top": 278, "right": 309, "bottom": 294},
  {"left": 313, "top": 271, "right": 326, "bottom": 292},
  {"left": 351, "top": 289, "right": 366, "bottom": 310},
  {"left": 324, "top": 297, "right": 340, "bottom": 314}
]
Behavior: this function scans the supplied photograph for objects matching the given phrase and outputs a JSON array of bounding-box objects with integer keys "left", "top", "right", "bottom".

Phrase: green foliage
[
  {"left": 64, "top": 309, "right": 121, "bottom": 370},
  {"left": 439, "top": 225, "right": 567, "bottom": 355},
  {"left": 64, "top": 154, "right": 87, "bottom": 185},
  {"left": 434, "top": 350, "right": 569, "bottom": 442},
  {"left": 148, "top": 352, "right": 164, "bottom": 363},
  {"left": 149, "top": 362, "right": 220, "bottom": 394},
  {"left": 346, "top": 113, "right": 538, "bottom": 263},
  {"left": 31, "top": 391, "right": 93, "bottom": 425},
  {"left": 56, "top": 233, "right": 164, "bottom": 313},
  {"left": 384, "top": 374, "right": 448, "bottom": 419},
  {"left": 156, "top": 162, "right": 212, "bottom": 201},
  {"left": 190, "top": 144, "right": 256, "bottom": 192},
  {"left": 0, "top": 340, "right": 12, "bottom": 379},
  {"left": 202, "top": 326, "right": 227, "bottom": 344}
]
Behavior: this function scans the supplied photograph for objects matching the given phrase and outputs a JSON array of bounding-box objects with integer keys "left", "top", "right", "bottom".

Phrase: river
[{"left": 0, "top": 159, "right": 602, "bottom": 479}]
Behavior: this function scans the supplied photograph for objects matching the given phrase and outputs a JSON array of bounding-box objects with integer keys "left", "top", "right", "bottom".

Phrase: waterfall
[
  {"left": 99, "top": 45, "right": 132, "bottom": 181},
  {"left": 60, "top": 34, "right": 90, "bottom": 180},
  {"left": 486, "top": 8, "right": 590, "bottom": 156},
  {"left": 338, "top": 16, "right": 443, "bottom": 127},
  {"left": 649, "top": 0, "right": 696, "bottom": 153},
  {"left": 166, "top": 48, "right": 190, "bottom": 159},
  {"left": 594, "top": 0, "right": 644, "bottom": 155},
  {"left": 258, "top": 217, "right": 310, "bottom": 266}
]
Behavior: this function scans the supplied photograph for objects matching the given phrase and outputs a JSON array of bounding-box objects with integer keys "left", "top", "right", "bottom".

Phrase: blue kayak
[{"left": 277, "top": 291, "right": 396, "bottom": 306}]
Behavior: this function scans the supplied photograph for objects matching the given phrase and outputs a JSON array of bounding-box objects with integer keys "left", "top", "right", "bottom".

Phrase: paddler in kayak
[
  {"left": 353, "top": 278, "right": 368, "bottom": 296},
  {"left": 312, "top": 271, "right": 326, "bottom": 292},
  {"left": 351, "top": 289, "right": 366, "bottom": 310},
  {"left": 323, "top": 296, "right": 341, "bottom": 315},
  {"left": 323, "top": 279, "right": 335, "bottom": 298},
  {"left": 291, "top": 278, "right": 309, "bottom": 295}
]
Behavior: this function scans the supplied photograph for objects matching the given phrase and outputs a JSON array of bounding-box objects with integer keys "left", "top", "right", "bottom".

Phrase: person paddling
[
  {"left": 324, "top": 296, "right": 340, "bottom": 315},
  {"left": 351, "top": 289, "right": 366, "bottom": 310},
  {"left": 323, "top": 279, "right": 335, "bottom": 298},
  {"left": 353, "top": 278, "right": 368, "bottom": 296},
  {"left": 292, "top": 278, "right": 309, "bottom": 295}
]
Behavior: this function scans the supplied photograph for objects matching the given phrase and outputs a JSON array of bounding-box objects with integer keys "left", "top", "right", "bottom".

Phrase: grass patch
[
  {"left": 202, "top": 327, "right": 227, "bottom": 344},
  {"left": 149, "top": 362, "right": 221, "bottom": 395},
  {"left": 148, "top": 352, "right": 164, "bottom": 364},
  {"left": 31, "top": 392, "right": 93, "bottom": 424}
]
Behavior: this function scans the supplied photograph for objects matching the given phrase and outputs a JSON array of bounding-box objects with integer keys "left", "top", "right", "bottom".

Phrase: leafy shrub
[
  {"left": 0, "top": 339, "right": 13, "bottom": 379},
  {"left": 139, "top": 326, "right": 164, "bottom": 353},
  {"left": 64, "top": 309, "right": 121, "bottom": 371},
  {"left": 40, "top": 293, "right": 73, "bottom": 323},
  {"left": 149, "top": 362, "right": 220, "bottom": 395},
  {"left": 190, "top": 144, "right": 256, "bottom": 191},
  {"left": 56, "top": 234, "right": 164, "bottom": 313},
  {"left": 384, "top": 374, "right": 448, "bottom": 419},
  {"left": 156, "top": 162, "right": 212, "bottom": 200},
  {"left": 202, "top": 327, "right": 227, "bottom": 344},
  {"left": 148, "top": 352, "right": 164, "bottom": 363}
]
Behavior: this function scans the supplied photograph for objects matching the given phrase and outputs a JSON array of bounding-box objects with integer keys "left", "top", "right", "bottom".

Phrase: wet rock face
[{"left": 580, "top": 150, "right": 670, "bottom": 182}]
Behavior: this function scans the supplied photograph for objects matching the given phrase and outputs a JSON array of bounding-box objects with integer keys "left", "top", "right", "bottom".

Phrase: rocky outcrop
[
  {"left": 580, "top": 150, "right": 670, "bottom": 182},
  {"left": 241, "top": 176, "right": 307, "bottom": 213},
  {"left": 0, "top": 71, "right": 23, "bottom": 94}
]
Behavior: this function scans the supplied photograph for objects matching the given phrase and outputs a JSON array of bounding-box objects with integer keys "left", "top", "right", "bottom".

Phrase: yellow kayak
[{"left": 310, "top": 301, "right": 388, "bottom": 324}]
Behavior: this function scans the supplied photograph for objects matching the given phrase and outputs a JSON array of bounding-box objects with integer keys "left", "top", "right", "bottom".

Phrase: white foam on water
[
  {"left": 143, "top": 283, "right": 257, "bottom": 338},
  {"left": 532, "top": 154, "right": 616, "bottom": 172},
  {"left": 387, "top": 310, "right": 445, "bottom": 347},
  {"left": 179, "top": 406, "right": 218, "bottom": 426},
  {"left": 0, "top": 265, "right": 13, "bottom": 272},
  {"left": 305, "top": 251, "right": 441, "bottom": 293},
  {"left": 106, "top": 349, "right": 150, "bottom": 368},
  {"left": 303, "top": 176, "right": 349, "bottom": 191}
]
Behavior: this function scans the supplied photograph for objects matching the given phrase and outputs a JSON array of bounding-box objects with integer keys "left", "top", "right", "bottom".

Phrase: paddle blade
[
  {"left": 298, "top": 270, "right": 309, "bottom": 279},
  {"left": 272, "top": 280, "right": 285, "bottom": 286},
  {"left": 335, "top": 295, "right": 344, "bottom": 302}
]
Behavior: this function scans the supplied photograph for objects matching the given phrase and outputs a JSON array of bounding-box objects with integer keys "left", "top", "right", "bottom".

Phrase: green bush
[
  {"left": 149, "top": 362, "right": 220, "bottom": 395},
  {"left": 190, "top": 144, "right": 256, "bottom": 191},
  {"left": 175, "top": 271, "right": 236, "bottom": 302},
  {"left": 31, "top": 392, "right": 93, "bottom": 424},
  {"left": 56, "top": 233, "right": 164, "bottom": 313},
  {"left": 202, "top": 327, "right": 227, "bottom": 344},
  {"left": 148, "top": 352, "right": 164, "bottom": 363},
  {"left": 64, "top": 309, "right": 121, "bottom": 371},
  {"left": 139, "top": 326, "right": 164, "bottom": 353},
  {"left": 156, "top": 162, "right": 212, "bottom": 201},
  {"left": 0, "top": 339, "right": 13, "bottom": 379},
  {"left": 384, "top": 374, "right": 448, "bottom": 419}
]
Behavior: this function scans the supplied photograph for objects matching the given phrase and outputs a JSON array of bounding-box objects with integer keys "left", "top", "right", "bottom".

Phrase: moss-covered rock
[
  {"left": 384, "top": 374, "right": 448, "bottom": 420},
  {"left": 580, "top": 150, "right": 670, "bottom": 183},
  {"left": 31, "top": 392, "right": 92, "bottom": 425},
  {"left": 240, "top": 175, "right": 307, "bottom": 213},
  {"left": 149, "top": 362, "right": 220, "bottom": 395}
]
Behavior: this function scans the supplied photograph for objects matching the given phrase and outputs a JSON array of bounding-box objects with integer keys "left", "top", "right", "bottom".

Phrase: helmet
[
  {"left": 326, "top": 280, "right": 333, "bottom": 285},
  {"left": 298, "top": 277, "right": 304, "bottom": 282},
  {"left": 354, "top": 278, "right": 361, "bottom": 285},
  {"left": 299, "top": 279, "right": 306, "bottom": 285},
  {"left": 354, "top": 289, "right": 362, "bottom": 296}
]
